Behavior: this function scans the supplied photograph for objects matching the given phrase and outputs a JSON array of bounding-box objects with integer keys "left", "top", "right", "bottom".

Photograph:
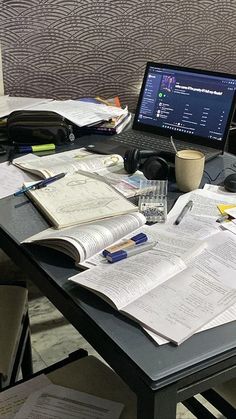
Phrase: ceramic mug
[{"left": 175, "top": 150, "right": 205, "bottom": 192}]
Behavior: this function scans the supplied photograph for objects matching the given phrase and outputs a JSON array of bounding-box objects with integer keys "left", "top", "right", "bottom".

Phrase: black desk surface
[{"left": 0, "top": 139, "right": 236, "bottom": 397}]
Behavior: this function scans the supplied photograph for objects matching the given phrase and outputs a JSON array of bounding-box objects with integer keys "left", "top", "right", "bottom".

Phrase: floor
[{"left": 1, "top": 250, "right": 226, "bottom": 418}]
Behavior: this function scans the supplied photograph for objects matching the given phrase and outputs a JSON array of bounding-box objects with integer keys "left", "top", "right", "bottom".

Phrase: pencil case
[{"left": 7, "top": 110, "right": 75, "bottom": 144}]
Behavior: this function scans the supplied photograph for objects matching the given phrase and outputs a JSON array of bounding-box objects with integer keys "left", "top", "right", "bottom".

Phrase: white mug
[{"left": 175, "top": 150, "right": 205, "bottom": 192}]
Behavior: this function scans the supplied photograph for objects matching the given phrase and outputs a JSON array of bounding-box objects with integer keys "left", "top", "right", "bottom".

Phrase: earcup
[
  {"left": 123, "top": 149, "right": 164, "bottom": 174},
  {"left": 123, "top": 149, "right": 140, "bottom": 174},
  {"left": 142, "top": 156, "right": 169, "bottom": 180}
]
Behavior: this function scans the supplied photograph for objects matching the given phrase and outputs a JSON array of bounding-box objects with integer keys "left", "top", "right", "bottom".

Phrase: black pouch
[{"left": 7, "top": 110, "right": 75, "bottom": 144}]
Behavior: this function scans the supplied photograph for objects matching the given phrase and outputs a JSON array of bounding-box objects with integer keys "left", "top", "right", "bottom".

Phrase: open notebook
[{"left": 25, "top": 172, "right": 138, "bottom": 228}]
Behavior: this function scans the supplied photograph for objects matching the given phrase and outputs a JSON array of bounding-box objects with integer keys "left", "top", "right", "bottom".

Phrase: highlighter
[
  {"left": 102, "top": 232, "right": 147, "bottom": 257},
  {"left": 17, "top": 144, "right": 56, "bottom": 153}
]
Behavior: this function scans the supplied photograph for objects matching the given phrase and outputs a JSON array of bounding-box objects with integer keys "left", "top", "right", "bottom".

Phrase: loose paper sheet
[
  {"left": 0, "top": 374, "right": 50, "bottom": 418},
  {"left": 13, "top": 383, "right": 123, "bottom": 419}
]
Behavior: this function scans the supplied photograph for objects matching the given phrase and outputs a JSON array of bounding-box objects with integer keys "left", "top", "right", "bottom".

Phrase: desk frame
[{"left": 1, "top": 151, "right": 236, "bottom": 419}]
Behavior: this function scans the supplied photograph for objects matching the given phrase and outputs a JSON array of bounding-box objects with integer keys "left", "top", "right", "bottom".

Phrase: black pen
[
  {"left": 14, "top": 173, "right": 66, "bottom": 196},
  {"left": 174, "top": 200, "right": 193, "bottom": 225}
]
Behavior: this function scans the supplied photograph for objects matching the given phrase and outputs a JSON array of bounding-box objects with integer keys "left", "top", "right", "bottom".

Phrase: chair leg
[
  {"left": 21, "top": 313, "right": 33, "bottom": 378},
  {"left": 10, "top": 311, "right": 33, "bottom": 386}
]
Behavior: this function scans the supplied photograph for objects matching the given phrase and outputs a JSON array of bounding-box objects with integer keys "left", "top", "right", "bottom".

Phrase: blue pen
[
  {"left": 102, "top": 232, "right": 148, "bottom": 257},
  {"left": 106, "top": 241, "right": 157, "bottom": 263},
  {"left": 14, "top": 173, "right": 66, "bottom": 196}
]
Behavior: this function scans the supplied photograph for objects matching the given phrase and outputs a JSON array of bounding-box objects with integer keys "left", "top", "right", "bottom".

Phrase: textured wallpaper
[{"left": 1, "top": 0, "right": 236, "bottom": 111}]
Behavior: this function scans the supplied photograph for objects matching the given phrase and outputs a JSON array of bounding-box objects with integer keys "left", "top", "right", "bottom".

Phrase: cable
[{"left": 204, "top": 166, "right": 236, "bottom": 183}]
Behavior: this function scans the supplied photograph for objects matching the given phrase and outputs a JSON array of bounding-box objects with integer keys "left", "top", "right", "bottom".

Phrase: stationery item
[
  {"left": 14, "top": 383, "right": 124, "bottom": 419},
  {"left": 12, "top": 148, "right": 123, "bottom": 178},
  {"left": 79, "top": 112, "right": 132, "bottom": 135},
  {"left": 69, "top": 231, "right": 236, "bottom": 345},
  {"left": 0, "top": 161, "right": 36, "bottom": 200},
  {"left": 174, "top": 200, "right": 193, "bottom": 225},
  {"left": 12, "top": 148, "right": 144, "bottom": 198},
  {"left": 22, "top": 212, "right": 146, "bottom": 267},
  {"left": 102, "top": 232, "right": 147, "bottom": 256},
  {"left": 0, "top": 96, "right": 53, "bottom": 118},
  {"left": 82, "top": 62, "right": 236, "bottom": 162},
  {"left": 17, "top": 143, "right": 56, "bottom": 153},
  {"left": 138, "top": 179, "right": 168, "bottom": 223},
  {"left": 175, "top": 150, "right": 205, "bottom": 192},
  {"left": 14, "top": 172, "right": 66, "bottom": 196},
  {"left": 20, "top": 99, "right": 127, "bottom": 128},
  {"left": 216, "top": 214, "right": 230, "bottom": 223},
  {"left": 106, "top": 241, "right": 156, "bottom": 263},
  {"left": 24, "top": 171, "right": 139, "bottom": 228}
]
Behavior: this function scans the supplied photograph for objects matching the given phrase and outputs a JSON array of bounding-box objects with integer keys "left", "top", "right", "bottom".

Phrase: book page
[
  {"left": 0, "top": 162, "right": 37, "bottom": 199},
  {"left": 24, "top": 99, "right": 127, "bottom": 127},
  {"left": 24, "top": 212, "right": 146, "bottom": 263},
  {"left": 26, "top": 172, "right": 137, "bottom": 228},
  {"left": 167, "top": 188, "right": 236, "bottom": 222},
  {"left": 81, "top": 218, "right": 206, "bottom": 267},
  {"left": 147, "top": 303, "right": 236, "bottom": 346},
  {"left": 13, "top": 148, "right": 123, "bottom": 178},
  {"left": 124, "top": 231, "right": 236, "bottom": 344},
  {"left": 70, "top": 251, "right": 186, "bottom": 310},
  {"left": 14, "top": 383, "right": 124, "bottom": 419},
  {"left": 0, "top": 375, "right": 50, "bottom": 419}
]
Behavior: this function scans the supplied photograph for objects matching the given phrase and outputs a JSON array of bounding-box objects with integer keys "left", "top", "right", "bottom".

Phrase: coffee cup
[{"left": 175, "top": 150, "right": 205, "bottom": 192}]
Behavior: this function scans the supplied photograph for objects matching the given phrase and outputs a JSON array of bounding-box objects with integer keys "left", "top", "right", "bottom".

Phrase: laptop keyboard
[{"left": 113, "top": 131, "right": 220, "bottom": 162}]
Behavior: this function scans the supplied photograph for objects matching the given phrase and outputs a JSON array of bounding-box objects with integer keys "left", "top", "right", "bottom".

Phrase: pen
[
  {"left": 14, "top": 172, "right": 66, "bottom": 196},
  {"left": 102, "top": 232, "right": 148, "bottom": 257},
  {"left": 216, "top": 214, "right": 230, "bottom": 223},
  {"left": 174, "top": 200, "right": 193, "bottom": 225},
  {"left": 106, "top": 241, "right": 157, "bottom": 263},
  {"left": 16, "top": 144, "right": 56, "bottom": 153}
]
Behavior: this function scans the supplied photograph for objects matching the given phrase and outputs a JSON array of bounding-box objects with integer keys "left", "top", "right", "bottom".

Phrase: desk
[{"left": 0, "top": 145, "right": 236, "bottom": 419}]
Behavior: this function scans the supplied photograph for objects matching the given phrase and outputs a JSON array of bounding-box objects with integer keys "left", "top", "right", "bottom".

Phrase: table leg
[{"left": 137, "top": 385, "right": 177, "bottom": 419}]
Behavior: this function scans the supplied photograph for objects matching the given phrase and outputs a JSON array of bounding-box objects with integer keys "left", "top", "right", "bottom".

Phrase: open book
[
  {"left": 25, "top": 171, "right": 138, "bottom": 228},
  {"left": 69, "top": 231, "right": 236, "bottom": 345},
  {"left": 13, "top": 149, "right": 124, "bottom": 178},
  {"left": 13, "top": 149, "right": 146, "bottom": 198},
  {"left": 23, "top": 212, "right": 146, "bottom": 267}
]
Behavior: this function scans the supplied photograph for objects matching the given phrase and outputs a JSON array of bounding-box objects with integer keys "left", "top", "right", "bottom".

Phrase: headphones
[{"left": 123, "top": 149, "right": 169, "bottom": 180}]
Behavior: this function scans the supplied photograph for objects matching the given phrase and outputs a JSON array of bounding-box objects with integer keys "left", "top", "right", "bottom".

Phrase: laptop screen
[{"left": 133, "top": 63, "right": 236, "bottom": 150}]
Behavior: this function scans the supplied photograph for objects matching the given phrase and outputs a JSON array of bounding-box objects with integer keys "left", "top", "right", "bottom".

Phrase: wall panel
[{"left": 1, "top": 0, "right": 236, "bottom": 111}]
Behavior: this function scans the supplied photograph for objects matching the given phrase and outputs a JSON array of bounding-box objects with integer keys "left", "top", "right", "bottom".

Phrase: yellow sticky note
[{"left": 217, "top": 204, "right": 236, "bottom": 215}]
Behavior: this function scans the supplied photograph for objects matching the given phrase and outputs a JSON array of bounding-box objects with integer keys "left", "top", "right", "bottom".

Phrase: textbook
[
  {"left": 13, "top": 148, "right": 146, "bottom": 198},
  {"left": 69, "top": 231, "right": 236, "bottom": 345},
  {"left": 78, "top": 112, "right": 132, "bottom": 135},
  {"left": 23, "top": 212, "right": 146, "bottom": 267},
  {"left": 13, "top": 148, "right": 124, "bottom": 179},
  {"left": 25, "top": 171, "right": 139, "bottom": 229}
]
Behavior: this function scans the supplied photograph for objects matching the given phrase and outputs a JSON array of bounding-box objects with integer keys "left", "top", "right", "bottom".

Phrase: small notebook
[{"left": 26, "top": 172, "right": 138, "bottom": 228}]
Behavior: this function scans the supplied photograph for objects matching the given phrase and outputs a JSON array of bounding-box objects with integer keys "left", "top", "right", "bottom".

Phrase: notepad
[{"left": 25, "top": 172, "right": 138, "bottom": 228}]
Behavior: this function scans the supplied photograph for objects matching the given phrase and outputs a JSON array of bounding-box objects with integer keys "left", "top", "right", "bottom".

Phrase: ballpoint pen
[
  {"left": 14, "top": 172, "right": 66, "bottom": 196},
  {"left": 216, "top": 214, "right": 230, "bottom": 223},
  {"left": 174, "top": 200, "right": 193, "bottom": 225},
  {"left": 102, "top": 232, "right": 148, "bottom": 257},
  {"left": 106, "top": 241, "right": 157, "bottom": 263}
]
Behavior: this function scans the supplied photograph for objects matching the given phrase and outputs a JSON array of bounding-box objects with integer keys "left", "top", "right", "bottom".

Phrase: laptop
[{"left": 86, "top": 62, "right": 236, "bottom": 162}]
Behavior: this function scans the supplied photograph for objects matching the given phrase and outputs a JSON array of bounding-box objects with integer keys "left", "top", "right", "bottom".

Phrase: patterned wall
[{"left": 1, "top": 0, "right": 236, "bottom": 111}]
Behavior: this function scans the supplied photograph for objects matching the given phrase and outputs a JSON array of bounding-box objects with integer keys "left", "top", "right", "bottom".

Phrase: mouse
[{"left": 224, "top": 173, "right": 236, "bottom": 192}]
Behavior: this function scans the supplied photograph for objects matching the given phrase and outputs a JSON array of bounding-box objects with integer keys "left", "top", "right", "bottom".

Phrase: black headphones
[{"left": 123, "top": 149, "right": 169, "bottom": 180}]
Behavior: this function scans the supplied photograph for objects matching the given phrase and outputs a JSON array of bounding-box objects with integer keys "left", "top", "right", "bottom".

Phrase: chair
[{"left": 0, "top": 280, "right": 33, "bottom": 390}]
